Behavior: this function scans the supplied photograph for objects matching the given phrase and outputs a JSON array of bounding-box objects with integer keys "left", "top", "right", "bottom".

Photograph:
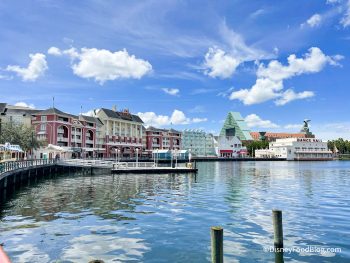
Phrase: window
[
  {"left": 41, "top": 116, "right": 47, "bottom": 121},
  {"left": 40, "top": 124, "right": 46, "bottom": 131}
]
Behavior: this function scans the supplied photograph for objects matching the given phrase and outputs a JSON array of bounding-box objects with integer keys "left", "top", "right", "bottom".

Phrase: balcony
[
  {"left": 86, "top": 139, "right": 94, "bottom": 144},
  {"left": 57, "top": 137, "right": 69, "bottom": 142}
]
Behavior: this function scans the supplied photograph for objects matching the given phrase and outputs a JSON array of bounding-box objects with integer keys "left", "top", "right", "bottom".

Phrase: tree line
[
  {"left": 327, "top": 138, "right": 350, "bottom": 154},
  {"left": 0, "top": 122, "right": 43, "bottom": 152}
]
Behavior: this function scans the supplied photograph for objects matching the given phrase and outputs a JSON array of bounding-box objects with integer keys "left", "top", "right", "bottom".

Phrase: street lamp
[{"left": 136, "top": 148, "right": 139, "bottom": 167}]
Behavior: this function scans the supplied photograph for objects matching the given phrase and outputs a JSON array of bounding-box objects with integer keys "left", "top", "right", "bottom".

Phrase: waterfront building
[
  {"left": 217, "top": 128, "right": 248, "bottom": 158},
  {"left": 144, "top": 126, "right": 181, "bottom": 152},
  {"left": 0, "top": 103, "right": 41, "bottom": 128},
  {"left": 251, "top": 120, "right": 315, "bottom": 141},
  {"left": 31, "top": 108, "right": 102, "bottom": 158},
  {"left": 255, "top": 138, "right": 333, "bottom": 160},
  {"left": 94, "top": 107, "right": 144, "bottom": 158},
  {"left": 220, "top": 112, "right": 253, "bottom": 141},
  {"left": 181, "top": 129, "right": 216, "bottom": 157},
  {"left": 250, "top": 132, "right": 314, "bottom": 141}
]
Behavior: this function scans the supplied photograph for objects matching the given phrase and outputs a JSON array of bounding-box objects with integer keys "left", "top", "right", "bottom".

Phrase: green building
[{"left": 220, "top": 112, "right": 253, "bottom": 141}]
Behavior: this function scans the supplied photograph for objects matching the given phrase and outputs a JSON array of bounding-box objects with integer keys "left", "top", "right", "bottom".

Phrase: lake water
[{"left": 0, "top": 161, "right": 350, "bottom": 262}]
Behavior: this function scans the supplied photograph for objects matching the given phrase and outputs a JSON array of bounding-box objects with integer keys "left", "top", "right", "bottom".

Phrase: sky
[{"left": 0, "top": 0, "right": 350, "bottom": 139}]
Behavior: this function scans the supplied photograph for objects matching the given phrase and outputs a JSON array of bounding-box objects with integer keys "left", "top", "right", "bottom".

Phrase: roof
[
  {"left": 146, "top": 126, "right": 181, "bottom": 133},
  {"left": 220, "top": 112, "right": 253, "bottom": 140},
  {"left": 80, "top": 115, "right": 104, "bottom": 126},
  {"left": 99, "top": 108, "right": 143, "bottom": 123},
  {"left": 35, "top": 107, "right": 77, "bottom": 118}
]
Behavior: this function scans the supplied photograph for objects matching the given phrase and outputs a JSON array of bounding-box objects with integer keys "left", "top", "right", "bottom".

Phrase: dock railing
[
  {"left": 0, "top": 159, "right": 56, "bottom": 176},
  {"left": 113, "top": 162, "right": 156, "bottom": 169},
  {"left": 59, "top": 159, "right": 115, "bottom": 168}
]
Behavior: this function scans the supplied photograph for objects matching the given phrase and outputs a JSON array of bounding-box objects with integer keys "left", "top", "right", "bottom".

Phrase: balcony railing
[{"left": 57, "top": 137, "right": 69, "bottom": 142}]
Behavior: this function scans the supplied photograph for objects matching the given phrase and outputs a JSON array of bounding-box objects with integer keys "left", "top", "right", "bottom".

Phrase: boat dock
[{"left": 58, "top": 159, "right": 198, "bottom": 174}]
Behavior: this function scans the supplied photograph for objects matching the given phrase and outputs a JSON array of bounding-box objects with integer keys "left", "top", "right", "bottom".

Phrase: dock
[
  {"left": 57, "top": 159, "right": 198, "bottom": 174},
  {"left": 111, "top": 162, "right": 197, "bottom": 174}
]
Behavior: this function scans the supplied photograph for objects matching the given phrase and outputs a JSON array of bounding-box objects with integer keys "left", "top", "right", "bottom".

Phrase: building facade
[
  {"left": 181, "top": 129, "right": 216, "bottom": 156},
  {"left": 95, "top": 107, "right": 144, "bottom": 158},
  {"left": 144, "top": 126, "right": 181, "bottom": 152},
  {"left": 0, "top": 103, "right": 41, "bottom": 128},
  {"left": 255, "top": 138, "right": 333, "bottom": 160},
  {"left": 32, "top": 108, "right": 101, "bottom": 158},
  {"left": 217, "top": 128, "right": 248, "bottom": 158}
]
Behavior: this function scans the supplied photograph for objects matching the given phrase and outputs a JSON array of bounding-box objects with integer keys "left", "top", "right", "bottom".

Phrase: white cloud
[
  {"left": 137, "top": 110, "right": 207, "bottom": 127},
  {"left": 192, "top": 117, "right": 208, "bottom": 123},
  {"left": 245, "top": 114, "right": 280, "bottom": 129},
  {"left": 203, "top": 47, "right": 241, "bottom": 79},
  {"left": 47, "top": 46, "right": 62, "bottom": 56},
  {"left": 162, "top": 88, "right": 179, "bottom": 96},
  {"left": 326, "top": 0, "right": 341, "bottom": 4},
  {"left": 48, "top": 47, "right": 152, "bottom": 84},
  {"left": 6, "top": 53, "right": 48, "bottom": 81},
  {"left": 303, "top": 14, "right": 322, "bottom": 28},
  {"left": 202, "top": 22, "right": 273, "bottom": 79},
  {"left": 230, "top": 47, "right": 342, "bottom": 105},
  {"left": 341, "top": 0, "right": 350, "bottom": 27},
  {"left": 274, "top": 89, "right": 314, "bottom": 106},
  {"left": 14, "top": 102, "right": 35, "bottom": 109}
]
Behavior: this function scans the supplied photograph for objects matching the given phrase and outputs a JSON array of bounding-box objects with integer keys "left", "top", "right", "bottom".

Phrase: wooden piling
[
  {"left": 211, "top": 226, "right": 223, "bottom": 263},
  {"left": 272, "top": 209, "right": 283, "bottom": 248},
  {"left": 88, "top": 260, "right": 104, "bottom": 263}
]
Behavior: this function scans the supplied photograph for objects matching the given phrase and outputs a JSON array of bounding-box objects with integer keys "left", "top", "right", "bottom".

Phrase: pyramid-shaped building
[{"left": 220, "top": 112, "right": 253, "bottom": 141}]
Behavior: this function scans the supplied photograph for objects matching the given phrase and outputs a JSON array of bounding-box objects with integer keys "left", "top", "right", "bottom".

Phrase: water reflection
[{"left": 0, "top": 161, "right": 349, "bottom": 262}]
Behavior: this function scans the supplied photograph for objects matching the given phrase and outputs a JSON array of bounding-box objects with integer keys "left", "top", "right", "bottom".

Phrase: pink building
[
  {"left": 145, "top": 126, "right": 181, "bottom": 152},
  {"left": 32, "top": 108, "right": 102, "bottom": 158}
]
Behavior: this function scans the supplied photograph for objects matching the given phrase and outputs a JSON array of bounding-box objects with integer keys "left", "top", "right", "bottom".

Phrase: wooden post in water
[
  {"left": 211, "top": 226, "right": 223, "bottom": 263},
  {"left": 88, "top": 260, "right": 104, "bottom": 263},
  {"left": 272, "top": 209, "right": 283, "bottom": 248}
]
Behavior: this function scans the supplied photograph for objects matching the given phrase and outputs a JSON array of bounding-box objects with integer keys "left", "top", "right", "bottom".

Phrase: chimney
[{"left": 112, "top": 105, "right": 117, "bottom": 112}]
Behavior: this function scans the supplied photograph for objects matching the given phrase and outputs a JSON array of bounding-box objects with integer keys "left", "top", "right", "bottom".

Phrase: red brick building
[
  {"left": 144, "top": 126, "right": 181, "bottom": 152},
  {"left": 32, "top": 108, "right": 103, "bottom": 158}
]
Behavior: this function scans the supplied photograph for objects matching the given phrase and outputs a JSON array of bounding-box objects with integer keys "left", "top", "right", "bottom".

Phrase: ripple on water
[{"left": 0, "top": 162, "right": 350, "bottom": 262}]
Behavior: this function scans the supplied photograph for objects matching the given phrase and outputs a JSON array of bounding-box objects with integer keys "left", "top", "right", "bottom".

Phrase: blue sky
[{"left": 0, "top": 0, "right": 350, "bottom": 139}]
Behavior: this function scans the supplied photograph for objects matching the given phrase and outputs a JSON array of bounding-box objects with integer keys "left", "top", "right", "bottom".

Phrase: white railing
[
  {"left": 113, "top": 162, "right": 156, "bottom": 169},
  {"left": 0, "top": 159, "right": 56, "bottom": 175}
]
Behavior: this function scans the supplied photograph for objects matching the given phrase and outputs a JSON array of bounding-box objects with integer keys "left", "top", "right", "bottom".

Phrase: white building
[
  {"left": 256, "top": 138, "right": 333, "bottom": 160},
  {"left": 217, "top": 135, "right": 248, "bottom": 158}
]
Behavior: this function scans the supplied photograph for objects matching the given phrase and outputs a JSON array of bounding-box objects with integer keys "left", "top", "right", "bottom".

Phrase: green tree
[
  {"left": 243, "top": 140, "right": 269, "bottom": 156},
  {"left": 0, "top": 122, "right": 42, "bottom": 152},
  {"left": 327, "top": 138, "right": 350, "bottom": 154}
]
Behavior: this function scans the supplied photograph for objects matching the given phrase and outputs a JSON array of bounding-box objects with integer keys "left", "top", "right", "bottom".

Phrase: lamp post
[
  {"left": 175, "top": 149, "right": 178, "bottom": 168},
  {"left": 136, "top": 148, "right": 139, "bottom": 167}
]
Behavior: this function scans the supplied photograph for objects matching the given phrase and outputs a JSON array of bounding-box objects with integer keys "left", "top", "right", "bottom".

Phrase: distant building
[
  {"left": 250, "top": 132, "right": 314, "bottom": 141},
  {"left": 95, "top": 107, "right": 144, "bottom": 158},
  {"left": 31, "top": 108, "right": 102, "bottom": 158},
  {"left": 0, "top": 103, "right": 41, "bottom": 127},
  {"left": 251, "top": 120, "right": 315, "bottom": 141},
  {"left": 255, "top": 138, "right": 332, "bottom": 161},
  {"left": 144, "top": 126, "right": 181, "bottom": 152},
  {"left": 218, "top": 128, "right": 248, "bottom": 158},
  {"left": 181, "top": 129, "right": 216, "bottom": 156},
  {"left": 220, "top": 112, "right": 253, "bottom": 141}
]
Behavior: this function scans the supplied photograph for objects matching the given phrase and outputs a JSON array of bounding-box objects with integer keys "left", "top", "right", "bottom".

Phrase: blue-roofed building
[{"left": 220, "top": 112, "right": 253, "bottom": 141}]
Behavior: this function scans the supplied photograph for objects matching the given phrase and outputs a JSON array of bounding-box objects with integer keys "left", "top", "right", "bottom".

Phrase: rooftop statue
[{"left": 301, "top": 119, "right": 311, "bottom": 134}]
